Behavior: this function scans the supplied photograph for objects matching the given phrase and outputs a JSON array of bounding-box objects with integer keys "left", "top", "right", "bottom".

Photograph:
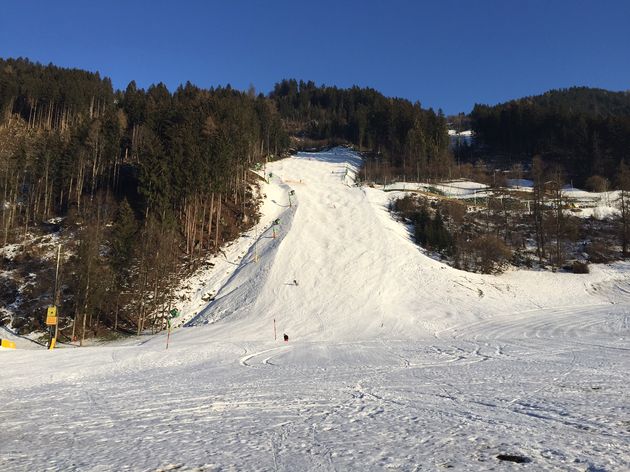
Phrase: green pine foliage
[
  {"left": 110, "top": 198, "right": 138, "bottom": 285},
  {"left": 0, "top": 58, "right": 288, "bottom": 336},
  {"left": 393, "top": 197, "right": 453, "bottom": 255},
  {"left": 470, "top": 87, "right": 630, "bottom": 186},
  {"left": 271, "top": 79, "right": 452, "bottom": 180},
  {"left": 414, "top": 208, "right": 453, "bottom": 254},
  {"left": 2, "top": 59, "right": 453, "bottom": 337},
  {"left": 4, "top": 59, "right": 626, "bottom": 336}
]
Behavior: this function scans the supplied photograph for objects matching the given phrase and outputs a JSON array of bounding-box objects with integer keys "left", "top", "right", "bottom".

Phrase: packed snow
[{"left": 1, "top": 148, "right": 629, "bottom": 471}]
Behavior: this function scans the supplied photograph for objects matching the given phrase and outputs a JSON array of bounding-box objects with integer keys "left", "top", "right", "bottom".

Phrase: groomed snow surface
[{"left": 2, "top": 148, "right": 629, "bottom": 471}]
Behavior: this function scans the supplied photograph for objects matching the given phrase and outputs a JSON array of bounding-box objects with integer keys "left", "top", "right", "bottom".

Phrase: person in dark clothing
[{"left": 283, "top": 333, "right": 289, "bottom": 342}]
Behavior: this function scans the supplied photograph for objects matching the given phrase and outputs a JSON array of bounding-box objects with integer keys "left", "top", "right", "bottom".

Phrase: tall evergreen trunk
[
  {"left": 207, "top": 192, "right": 215, "bottom": 249},
  {"left": 80, "top": 270, "right": 90, "bottom": 347},
  {"left": 215, "top": 193, "right": 222, "bottom": 248}
]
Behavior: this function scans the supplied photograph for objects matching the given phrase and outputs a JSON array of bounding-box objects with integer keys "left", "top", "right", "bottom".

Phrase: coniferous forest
[
  {"left": 3, "top": 59, "right": 629, "bottom": 341},
  {"left": 271, "top": 79, "right": 452, "bottom": 180},
  {"left": 0, "top": 58, "right": 451, "bottom": 339},
  {"left": 470, "top": 87, "right": 630, "bottom": 186}
]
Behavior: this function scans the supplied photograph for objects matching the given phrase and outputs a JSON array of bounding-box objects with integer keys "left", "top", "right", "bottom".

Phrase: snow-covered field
[{"left": 1, "top": 148, "right": 629, "bottom": 471}]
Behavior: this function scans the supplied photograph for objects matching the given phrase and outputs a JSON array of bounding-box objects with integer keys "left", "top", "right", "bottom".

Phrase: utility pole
[
  {"left": 53, "top": 244, "right": 61, "bottom": 342},
  {"left": 47, "top": 244, "right": 62, "bottom": 349}
]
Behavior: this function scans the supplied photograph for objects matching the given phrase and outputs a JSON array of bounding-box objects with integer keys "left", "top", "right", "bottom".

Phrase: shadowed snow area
[{"left": 1, "top": 148, "right": 629, "bottom": 471}]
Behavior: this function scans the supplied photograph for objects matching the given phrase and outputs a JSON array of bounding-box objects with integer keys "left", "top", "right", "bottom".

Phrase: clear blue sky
[{"left": 1, "top": 0, "right": 629, "bottom": 114}]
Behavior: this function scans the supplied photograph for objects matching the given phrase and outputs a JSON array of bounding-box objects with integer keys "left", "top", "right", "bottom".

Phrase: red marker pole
[{"left": 273, "top": 318, "right": 277, "bottom": 341}]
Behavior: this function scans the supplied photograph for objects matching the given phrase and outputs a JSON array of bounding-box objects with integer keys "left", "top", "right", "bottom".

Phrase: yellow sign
[
  {"left": 46, "top": 306, "right": 58, "bottom": 326},
  {"left": 0, "top": 339, "right": 16, "bottom": 349}
]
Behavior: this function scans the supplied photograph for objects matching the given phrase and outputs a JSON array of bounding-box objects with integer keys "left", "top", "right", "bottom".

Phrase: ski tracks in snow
[
  {"left": 240, "top": 345, "right": 293, "bottom": 367},
  {"left": 3, "top": 149, "right": 630, "bottom": 471}
]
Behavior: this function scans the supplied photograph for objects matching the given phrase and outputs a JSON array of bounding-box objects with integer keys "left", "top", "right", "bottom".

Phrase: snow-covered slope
[
  {"left": 174, "top": 147, "right": 629, "bottom": 342},
  {"left": 1, "top": 148, "right": 628, "bottom": 471}
]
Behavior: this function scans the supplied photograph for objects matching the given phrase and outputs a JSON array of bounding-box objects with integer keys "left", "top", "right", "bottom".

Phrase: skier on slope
[{"left": 283, "top": 333, "right": 289, "bottom": 342}]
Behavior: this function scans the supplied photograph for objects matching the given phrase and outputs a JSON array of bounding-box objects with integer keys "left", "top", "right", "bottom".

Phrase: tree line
[
  {"left": 0, "top": 58, "right": 287, "bottom": 339},
  {"left": 271, "top": 79, "right": 452, "bottom": 182},
  {"left": 3, "top": 61, "right": 628, "bottom": 338},
  {"left": 470, "top": 87, "right": 630, "bottom": 187},
  {"left": 1, "top": 59, "right": 452, "bottom": 339}
]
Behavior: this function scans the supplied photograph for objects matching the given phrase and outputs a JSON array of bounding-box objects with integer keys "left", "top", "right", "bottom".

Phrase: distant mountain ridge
[{"left": 502, "top": 86, "right": 630, "bottom": 118}]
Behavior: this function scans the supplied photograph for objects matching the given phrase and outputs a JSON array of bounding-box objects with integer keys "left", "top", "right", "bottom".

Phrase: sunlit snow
[{"left": 1, "top": 148, "right": 628, "bottom": 471}]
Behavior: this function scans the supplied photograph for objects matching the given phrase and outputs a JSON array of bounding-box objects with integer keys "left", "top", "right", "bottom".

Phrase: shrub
[
  {"left": 439, "top": 200, "right": 467, "bottom": 225},
  {"left": 392, "top": 195, "right": 418, "bottom": 219},
  {"left": 585, "top": 175, "right": 609, "bottom": 193},
  {"left": 415, "top": 209, "right": 453, "bottom": 254},
  {"left": 571, "top": 261, "right": 590, "bottom": 273},
  {"left": 457, "top": 235, "right": 512, "bottom": 274},
  {"left": 586, "top": 241, "right": 615, "bottom": 263}
]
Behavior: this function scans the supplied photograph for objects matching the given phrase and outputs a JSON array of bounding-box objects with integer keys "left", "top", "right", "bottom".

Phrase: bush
[
  {"left": 439, "top": 200, "right": 467, "bottom": 225},
  {"left": 457, "top": 235, "right": 512, "bottom": 274},
  {"left": 586, "top": 241, "right": 615, "bottom": 263},
  {"left": 571, "top": 261, "right": 590, "bottom": 273},
  {"left": 585, "top": 175, "right": 609, "bottom": 193},
  {"left": 392, "top": 195, "right": 418, "bottom": 220},
  {"left": 415, "top": 210, "right": 453, "bottom": 254}
]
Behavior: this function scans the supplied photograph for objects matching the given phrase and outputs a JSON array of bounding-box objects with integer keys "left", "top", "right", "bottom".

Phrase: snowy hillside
[
  {"left": 448, "top": 129, "right": 474, "bottom": 146},
  {"left": 1, "top": 148, "right": 629, "bottom": 471}
]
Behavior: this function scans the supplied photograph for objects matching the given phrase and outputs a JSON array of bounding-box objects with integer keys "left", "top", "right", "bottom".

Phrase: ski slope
[{"left": 1, "top": 148, "right": 629, "bottom": 471}]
